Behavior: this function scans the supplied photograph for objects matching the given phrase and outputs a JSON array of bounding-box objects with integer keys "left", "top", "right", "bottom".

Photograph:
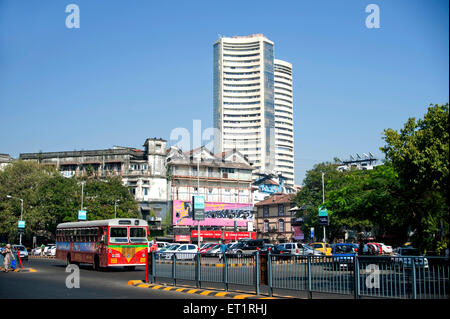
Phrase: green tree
[{"left": 381, "top": 103, "right": 449, "bottom": 253}]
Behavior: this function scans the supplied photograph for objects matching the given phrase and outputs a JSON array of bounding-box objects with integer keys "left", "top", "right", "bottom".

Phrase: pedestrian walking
[
  {"left": 2, "top": 244, "right": 15, "bottom": 272},
  {"left": 40, "top": 243, "right": 45, "bottom": 256},
  {"left": 219, "top": 240, "right": 228, "bottom": 262}
]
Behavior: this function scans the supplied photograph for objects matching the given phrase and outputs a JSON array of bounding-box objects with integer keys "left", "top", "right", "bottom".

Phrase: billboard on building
[{"left": 173, "top": 200, "right": 254, "bottom": 227}]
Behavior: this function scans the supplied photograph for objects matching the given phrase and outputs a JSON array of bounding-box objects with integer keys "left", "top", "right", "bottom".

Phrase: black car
[{"left": 259, "top": 244, "right": 291, "bottom": 260}]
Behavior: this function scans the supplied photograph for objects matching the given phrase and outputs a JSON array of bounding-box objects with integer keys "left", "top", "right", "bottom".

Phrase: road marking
[
  {"left": 137, "top": 284, "right": 151, "bottom": 288},
  {"left": 233, "top": 294, "right": 254, "bottom": 299},
  {"left": 163, "top": 287, "right": 174, "bottom": 291},
  {"left": 215, "top": 292, "right": 229, "bottom": 297},
  {"left": 127, "top": 280, "right": 143, "bottom": 286},
  {"left": 176, "top": 288, "right": 187, "bottom": 292},
  {"left": 200, "top": 290, "right": 213, "bottom": 296},
  {"left": 187, "top": 289, "right": 199, "bottom": 294},
  {"left": 152, "top": 285, "right": 163, "bottom": 289}
]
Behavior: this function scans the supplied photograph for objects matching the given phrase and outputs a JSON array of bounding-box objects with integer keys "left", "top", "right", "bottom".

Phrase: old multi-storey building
[
  {"left": 19, "top": 138, "right": 169, "bottom": 227},
  {"left": 254, "top": 193, "right": 296, "bottom": 243},
  {"left": 0, "top": 153, "right": 13, "bottom": 171},
  {"left": 166, "top": 145, "right": 255, "bottom": 243}
]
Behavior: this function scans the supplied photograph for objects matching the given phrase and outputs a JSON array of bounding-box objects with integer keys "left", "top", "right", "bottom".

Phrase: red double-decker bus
[{"left": 56, "top": 218, "right": 148, "bottom": 270}]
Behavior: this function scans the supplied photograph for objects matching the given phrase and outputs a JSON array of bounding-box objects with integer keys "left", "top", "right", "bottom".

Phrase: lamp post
[
  {"left": 114, "top": 199, "right": 120, "bottom": 218},
  {"left": 322, "top": 172, "right": 326, "bottom": 244},
  {"left": 6, "top": 195, "right": 24, "bottom": 245}
]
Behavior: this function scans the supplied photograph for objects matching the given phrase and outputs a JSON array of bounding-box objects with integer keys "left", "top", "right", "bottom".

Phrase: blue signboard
[
  {"left": 78, "top": 210, "right": 87, "bottom": 220},
  {"left": 18, "top": 220, "right": 26, "bottom": 229},
  {"left": 318, "top": 206, "right": 328, "bottom": 217},
  {"left": 193, "top": 196, "right": 205, "bottom": 210}
]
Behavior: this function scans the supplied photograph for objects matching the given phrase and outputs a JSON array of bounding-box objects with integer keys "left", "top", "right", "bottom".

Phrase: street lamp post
[
  {"left": 322, "top": 172, "right": 326, "bottom": 244},
  {"left": 6, "top": 195, "right": 24, "bottom": 245},
  {"left": 114, "top": 199, "right": 120, "bottom": 218}
]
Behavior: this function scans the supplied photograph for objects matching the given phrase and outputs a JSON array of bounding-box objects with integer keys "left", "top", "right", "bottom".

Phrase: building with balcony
[
  {"left": 19, "top": 138, "right": 169, "bottom": 228},
  {"left": 166, "top": 145, "right": 255, "bottom": 243},
  {"left": 254, "top": 193, "right": 296, "bottom": 244}
]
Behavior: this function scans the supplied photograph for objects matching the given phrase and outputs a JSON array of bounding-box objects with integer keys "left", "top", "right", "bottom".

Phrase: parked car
[
  {"left": 199, "top": 243, "right": 217, "bottom": 254},
  {"left": 205, "top": 244, "right": 221, "bottom": 257},
  {"left": 259, "top": 244, "right": 291, "bottom": 260},
  {"left": 49, "top": 246, "right": 57, "bottom": 257},
  {"left": 277, "top": 242, "right": 304, "bottom": 256},
  {"left": 229, "top": 239, "right": 266, "bottom": 257},
  {"left": 378, "top": 243, "right": 393, "bottom": 255},
  {"left": 44, "top": 244, "right": 55, "bottom": 256},
  {"left": 161, "top": 244, "right": 198, "bottom": 260},
  {"left": 12, "top": 245, "right": 29, "bottom": 260},
  {"left": 311, "top": 242, "right": 332, "bottom": 256},
  {"left": 393, "top": 247, "right": 429, "bottom": 269},
  {"left": 301, "top": 244, "right": 325, "bottom": 256},
  {"left": 331, "top": 243, "right": 357, "bottom": 270}
]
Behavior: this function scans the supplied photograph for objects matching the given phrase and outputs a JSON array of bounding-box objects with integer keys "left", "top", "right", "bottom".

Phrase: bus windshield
[
  {"left": 129, "top": 227, "right": 147, "bottom": 243},
  {"left": 110, "top": 227, "right": 128, "bottom": 243}
]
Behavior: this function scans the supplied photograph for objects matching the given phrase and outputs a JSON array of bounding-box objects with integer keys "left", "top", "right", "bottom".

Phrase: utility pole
[{"left": 322, "top": 172, "right": 326, "bottom": 243}]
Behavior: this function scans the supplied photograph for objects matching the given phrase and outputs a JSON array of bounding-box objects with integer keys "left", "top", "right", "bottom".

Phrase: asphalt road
[{"left": 0, "top": 258, "right": 213, "bottom": 299}]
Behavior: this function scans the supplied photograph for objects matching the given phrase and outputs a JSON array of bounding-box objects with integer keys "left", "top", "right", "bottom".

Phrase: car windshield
[
  {"left": 14, "top": 246, "right": 26, "bottom": 251},
  {"left": 312, "top": 244, "right": 322, "bottom": 249},
  {"left": 129, "top": 227, "right": 147, "bottom": 243},
  {"left": 335, "top": 245, "right": 353, "bottom": 253},
  {"left": 166, "top": 244, "right": 180, "bottom": 250},
  {"left": 303, "top": 244, "right": 313, "bottom": 250},
  {"left": 110, "top": 227, "right": 128, "bottom": 243}
]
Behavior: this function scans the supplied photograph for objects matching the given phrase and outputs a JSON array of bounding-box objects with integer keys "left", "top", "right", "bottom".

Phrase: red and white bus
[{"left": 56, "top": 218, "right": 148, "bottom": 270}]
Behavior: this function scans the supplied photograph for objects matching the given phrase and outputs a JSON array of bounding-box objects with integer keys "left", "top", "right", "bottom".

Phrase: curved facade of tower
[
  {"left": 213, "top": 34, "right": 275, "bottom": 173},
  {"left": 274, "top": 59, "right": 294, "bottom": 186}
]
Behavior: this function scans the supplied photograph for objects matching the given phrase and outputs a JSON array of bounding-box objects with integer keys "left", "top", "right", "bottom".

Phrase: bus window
[
  {"left": 110, "top": 227, "right": 128, "bottom": 243},
  {"left": 129, "top": 227, "right": 147, "bottom": 243}
]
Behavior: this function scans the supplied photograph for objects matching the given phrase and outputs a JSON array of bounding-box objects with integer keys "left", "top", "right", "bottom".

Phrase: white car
[
  {"left": 378, "top": 243, "right": 393, "bottom": 255},
  {"left": 12, "top": 245, "right": 28, "bottom": 260},
  {"left": 161, "top": 244, "right": 198, "bottom": 260},
  {"left": 49, "top": 246, "right": 57, "bottom": 256},
  {"left": 45, "top": 245, "right": 55, "bottom": 256}
]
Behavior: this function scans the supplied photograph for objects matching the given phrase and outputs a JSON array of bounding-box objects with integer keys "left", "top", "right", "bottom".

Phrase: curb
[
  {"left": 1, "top": 267, "right": 36, "bottom": 273},
  {"left": 127, "top": 280, "right": 292, "bottom": 299}
]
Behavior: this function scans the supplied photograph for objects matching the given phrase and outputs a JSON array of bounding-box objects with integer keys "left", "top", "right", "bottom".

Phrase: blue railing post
[
  {"left": 223, "top": 253, "right": 228, "bottom": 291},
  {"left": 172, "top": 253, "right": 176, "bottom": 286},
  {"left": 268, "top": 250, "right": 273, "bottom": 297},
  {"left": 255, "top": 250, "right": 260, "bottom": 295},
  {"left": 411, "top": 258, "right": 417, "bottom": 299},
  {"left": 307, "top": 255, "right": 312, "bottom": 299},
  {"left": 354, "top": 256, "right": 360, "bottom": 299},
  {"left": 151, "top": 251, "right": 156, "bottom": 283},
  {"left": 196, "top": 252, "right": 201, "bottom": 289}
]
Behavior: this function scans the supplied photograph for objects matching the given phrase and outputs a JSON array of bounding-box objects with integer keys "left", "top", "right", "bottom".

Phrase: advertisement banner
[
  {"left": 223, "top": 232, "right": 256, "bottom": 240},
  {"left": 173, "top": 200, "right": 254, "bottom": 227},
  {"left": 174, "top": 235, "right": 191, "bottom": 242},
  {"left": 191, "top": 230, "right": 222, "bottom": 239}
]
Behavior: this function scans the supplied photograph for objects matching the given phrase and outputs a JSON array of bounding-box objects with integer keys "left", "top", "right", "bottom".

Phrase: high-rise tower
[{"left": 213, "top": 34, "right": 294, "bottom": 185}]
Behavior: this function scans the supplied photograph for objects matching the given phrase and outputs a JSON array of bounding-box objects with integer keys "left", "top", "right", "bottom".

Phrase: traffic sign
[
  {"left": 318, "top": 216, "right": 329, "bottom": 226},
  {"left": 192, "top": 196, "right": 205, "bottom": 221},
  {"left": 18, "top": 220, "right": 26, "bottom": 229},
  {"left": 318, "top": 206, "right": 328, "bottom": 217},
  {"left": 78, "top": 210, "right": 87, "bottom": 220}
]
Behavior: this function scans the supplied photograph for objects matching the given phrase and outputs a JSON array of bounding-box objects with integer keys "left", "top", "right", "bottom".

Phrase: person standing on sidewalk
[
  {"left": 40, "top": 243, "right": 45, "bottom": 256},
  {"left": 2, "top": 244, "right": 15, "bottom": 272}
]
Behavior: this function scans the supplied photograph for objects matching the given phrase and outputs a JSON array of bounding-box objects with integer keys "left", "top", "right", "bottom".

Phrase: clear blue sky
[{"left": 0, "top": 0, "right": 448, "bottom": 184}]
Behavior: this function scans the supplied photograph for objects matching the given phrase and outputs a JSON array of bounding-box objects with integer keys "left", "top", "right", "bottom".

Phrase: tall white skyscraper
[
  {"left": 213, "top": 34, "right": 294, "bottom": 186},
  {"left": 274, "top": 59, "right": 294, "bottom": 185}
]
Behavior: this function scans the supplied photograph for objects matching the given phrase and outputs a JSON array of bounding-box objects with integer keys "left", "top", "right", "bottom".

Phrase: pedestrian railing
[{"left": 147, "top": 251, "right": 449, "bottom": 299}]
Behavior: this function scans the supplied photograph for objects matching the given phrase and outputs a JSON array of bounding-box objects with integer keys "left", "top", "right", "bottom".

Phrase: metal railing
[{"left": 147, "top": 251, "right": 449, "bottom": 299}]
